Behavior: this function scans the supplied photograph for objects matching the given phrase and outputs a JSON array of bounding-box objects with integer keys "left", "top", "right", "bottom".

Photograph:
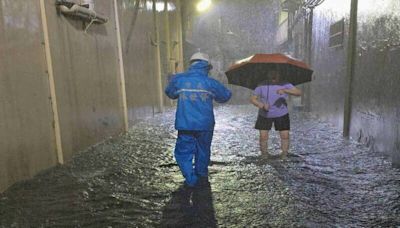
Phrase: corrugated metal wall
[
  {"left": 0, "top": 0, "right": 58, "bottom": 193},
  {"left": 44, "top": 0, "right": 125, "bottom": 160},
  {"left": 0, "top": 0, "right": 183, "bottom": 192},
  {"left": 118, "top": 0, "right": 182, "bottom": 123}
]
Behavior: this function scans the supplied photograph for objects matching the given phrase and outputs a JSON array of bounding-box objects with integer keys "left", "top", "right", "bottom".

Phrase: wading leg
[
  {"left": 175, "top": 131, "right": 198, "bottom": 186},
  {"left": 259, "top": 130, "right": 269, "bottom": 158},
  {"left": 280, "top": 130, "right": 290, "bottom": 157}
]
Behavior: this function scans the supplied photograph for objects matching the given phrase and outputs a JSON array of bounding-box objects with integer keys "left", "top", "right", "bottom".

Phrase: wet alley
[
  {"left": 1, "top": 105, "right": 399, "bottom": 227},
  {"left": 2, "top": 0, "right": 400, "bottom": 227}
]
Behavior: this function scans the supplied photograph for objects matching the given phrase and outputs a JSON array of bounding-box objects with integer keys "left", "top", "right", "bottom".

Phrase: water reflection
[{"left": 0, "top": 105, "right": 398, "bottom": 227}]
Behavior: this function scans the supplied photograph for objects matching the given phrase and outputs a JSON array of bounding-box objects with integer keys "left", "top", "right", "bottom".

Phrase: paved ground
[{"left": 0, "top": 105, "right": 399, "bottom": 227}]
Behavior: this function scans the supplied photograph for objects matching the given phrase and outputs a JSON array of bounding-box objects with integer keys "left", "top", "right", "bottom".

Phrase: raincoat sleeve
[
  {"left": 210, "top": 79, "right": 232, "bottom": 103},
  {"left": 165, "top": 75, "right": 179, "bottom": 99}
]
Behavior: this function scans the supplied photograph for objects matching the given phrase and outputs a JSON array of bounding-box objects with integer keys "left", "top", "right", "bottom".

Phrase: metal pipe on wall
[
  {"left": 58, "top": 4, "right": 108, "bottom": 24},
  {"left": 304, "top": 7, "right": 313, "bottom": 111},
  {"left": 175, "top": 0, "right": 184, "bottom": 73},
  {"left": 164, "top": 0, "right": 172, "bottom": 70},
  {"left": 343, "top": 0, "right": 358, "bottom": 138},
  {"left": 163, "top": 0, "right": 174, "bottom": 106},
  {"left": 153, "top": 0, "right": 165, "bottom": 113}
]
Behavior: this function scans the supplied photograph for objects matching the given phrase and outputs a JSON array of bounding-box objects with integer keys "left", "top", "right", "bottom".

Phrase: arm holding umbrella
[
  {"left": 250, "top": 95, "right": 269, "bottom": 111},
  {"left": 250, "top": 86, "right": 269, "bottom": 111},
  {"left": 277, "top": 87, "right": 302, "bottom": 96}
]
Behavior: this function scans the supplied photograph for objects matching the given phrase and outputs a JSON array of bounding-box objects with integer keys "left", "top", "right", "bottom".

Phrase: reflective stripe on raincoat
[{"left": 165, "top": 60, "right": 232, "bottom": 131}]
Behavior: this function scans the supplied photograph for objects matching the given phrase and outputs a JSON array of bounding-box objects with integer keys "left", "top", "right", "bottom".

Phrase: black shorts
[{"left": 255, "top": 114, "right": 290, "bottom": 131}]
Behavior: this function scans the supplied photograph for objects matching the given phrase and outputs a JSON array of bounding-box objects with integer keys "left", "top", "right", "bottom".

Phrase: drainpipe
[
  {"left": 163, "top": 0, "right": 173, "bottom": 106},
  {"left": 175, "top": 0, "right": 184, "bottom": 73},
  {"left": 304, "top": 7, "right": 313, "bottom": 111},
  {"left": 301, "top": 9, "right": 308, "bottom": 107},
  {"left": 306, "top": 8, "right": 313, "bottom": 69},
  {"left": 153, "top": 0, "right": 165, "bottom": 113},
  {"left": 343, "top": 0, "right": 358, "bottom": 138},
  {"left": 164, "top": 0, "right": 172, "bottom": 71}
]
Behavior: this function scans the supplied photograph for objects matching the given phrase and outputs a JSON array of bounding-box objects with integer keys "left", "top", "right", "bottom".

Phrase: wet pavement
[{"left": 0, "top": 105, "right": 399, "bottom": 227}]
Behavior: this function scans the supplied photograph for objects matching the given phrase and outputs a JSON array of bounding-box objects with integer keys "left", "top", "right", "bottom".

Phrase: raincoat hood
[{"left": 189, "top": 60, "right": 210, "bottom": 75}]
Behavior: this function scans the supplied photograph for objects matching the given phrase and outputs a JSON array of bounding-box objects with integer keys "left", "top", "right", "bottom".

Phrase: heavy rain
[{"left": 1, "top": 0, "right": 400, "bottom": 227}]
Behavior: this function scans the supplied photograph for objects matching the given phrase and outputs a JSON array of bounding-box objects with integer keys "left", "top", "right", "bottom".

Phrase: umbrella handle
[{"left": 259, "top": 85, "right": 269, "bottom": 112}]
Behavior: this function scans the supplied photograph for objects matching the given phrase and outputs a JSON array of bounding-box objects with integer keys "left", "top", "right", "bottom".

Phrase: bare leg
[
  {"left": 279, "top": 130, "right": 290, "bottom": 157},
  {"left": 259, "top": 130, "right": 269, "bottom": 158}
]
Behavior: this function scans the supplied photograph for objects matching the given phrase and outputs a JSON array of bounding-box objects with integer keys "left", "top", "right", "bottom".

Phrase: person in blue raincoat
[{"left": 165, "top": 52, "right": 232, "bottom": 187}]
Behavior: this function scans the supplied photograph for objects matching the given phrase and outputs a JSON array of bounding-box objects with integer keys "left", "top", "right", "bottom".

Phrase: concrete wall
[
  {"left": 350, "top": 0, "right": 400, "bottom": 166},
  {"left": 118, "top": 0, "right": 183, "bottom": 123},
  {"left": 44, "top": 0, "right": 125, "bottom": 160},
  {"left": 309, "top": 0, "right": 400, "bottom": 166},
  {"left": 0, "top": 0, "right": 58, "bottom": 192},
  {"left": 118, "top": 0, "right": 159, "bottom": 122},
  {"left": 158, "top": 0, "right": 184, "bottom": 107},
  {"left": 0, "top": 0, "right": 183, "bottom": 192},
  {"left": 311, "top": 1, "right": 351, "bottom": 128}
]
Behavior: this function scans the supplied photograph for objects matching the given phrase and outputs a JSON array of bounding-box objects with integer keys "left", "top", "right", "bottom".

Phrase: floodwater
[{"left": 0, "top": 105, "right": 399, "bottom": 227}]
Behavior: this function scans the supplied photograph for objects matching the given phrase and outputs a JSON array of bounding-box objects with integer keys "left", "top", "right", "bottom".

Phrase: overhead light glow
[
  {"left": 145, "top": 1, "right": 176, "bottom": 12},
  {"left": 196, "top": 0, "right": 212, "bottom": 12}
]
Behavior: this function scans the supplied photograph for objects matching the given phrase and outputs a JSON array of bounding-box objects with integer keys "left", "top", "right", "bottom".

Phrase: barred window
[{"left": 329, "top": 18, "right": 345, "bottom": 48}]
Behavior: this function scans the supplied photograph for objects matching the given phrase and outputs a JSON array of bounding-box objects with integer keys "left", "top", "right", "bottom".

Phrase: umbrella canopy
[{"left": 225, "top": 53, "right": 313, "bottom": 90}]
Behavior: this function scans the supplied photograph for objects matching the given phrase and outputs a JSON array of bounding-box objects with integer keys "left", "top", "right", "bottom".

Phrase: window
[{"left": 329, "top": 18, "right": 345, "bottom": 48}]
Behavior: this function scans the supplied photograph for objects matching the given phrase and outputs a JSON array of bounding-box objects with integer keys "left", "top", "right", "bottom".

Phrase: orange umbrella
[{"left": 225, "top": 53, "right": 313, "bottom": 90}]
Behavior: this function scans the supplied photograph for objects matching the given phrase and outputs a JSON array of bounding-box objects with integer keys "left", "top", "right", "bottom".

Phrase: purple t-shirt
[{"left": 253, "top": 83, "right": 294, "bottom": 118}]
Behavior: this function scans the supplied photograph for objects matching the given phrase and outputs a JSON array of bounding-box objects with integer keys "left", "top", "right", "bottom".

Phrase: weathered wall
[
  {"left": 159, "top": 0, "right": 184, "bottom": 107},
  {"left": 44, "top": 0, "right": 125, "bottom": 160},
  {"left": 0, "top": 0, "right": 183, "bottom": 192},
  {"left": 311, "top": 0, "right": 350, "bottom": 128},
  {"left": 350, "top": 0, "right": 400, "bottom": 166},
  {"left": 310, "top": 0, "right": 400, "bottom": 166},
  {"left": 0, "top": 0, "right": 58, "bottom": 192},
  {"left": 118, "top": 0, "right": 160, "bottom": 123},
  {"left": 117, "top": 0, "right": 183, "bottom": 123}
]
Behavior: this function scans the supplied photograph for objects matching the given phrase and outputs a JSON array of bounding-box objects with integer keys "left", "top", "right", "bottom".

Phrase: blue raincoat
[
  {"left": 165, "top": 61, "right": 231, "bottom": 130},
  {"left": 165, "top": 60, "right": 231, "bottom": 186}
]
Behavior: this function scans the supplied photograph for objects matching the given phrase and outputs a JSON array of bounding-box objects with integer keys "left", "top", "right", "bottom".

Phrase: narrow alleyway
[{"left": 0, "top": 105, "right": 399, "bottom": 227}]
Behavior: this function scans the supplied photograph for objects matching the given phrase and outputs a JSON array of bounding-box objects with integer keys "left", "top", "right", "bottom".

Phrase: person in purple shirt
[{"left": 250, "top": 70, "right": 302, "bottom": 159}]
